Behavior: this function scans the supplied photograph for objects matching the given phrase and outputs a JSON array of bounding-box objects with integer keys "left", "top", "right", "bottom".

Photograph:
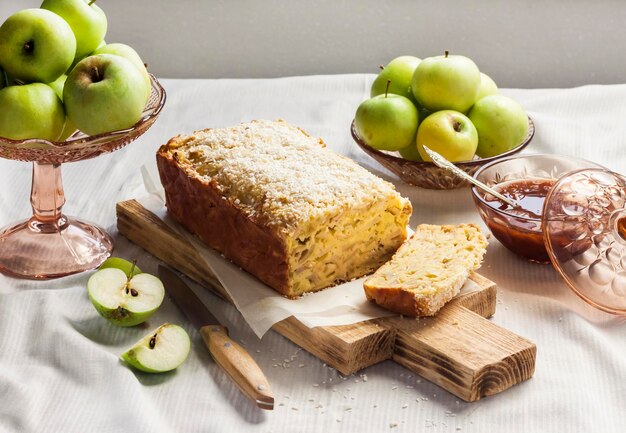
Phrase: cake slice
[
  {"left": 157, "top": 120, "right": 412, "bottom": 298},
  {"left": 363, "top": 224, "right": 488, "bottom": 317}
]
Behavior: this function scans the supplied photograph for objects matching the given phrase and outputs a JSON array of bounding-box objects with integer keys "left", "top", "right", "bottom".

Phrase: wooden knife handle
[{"left": 199, "top": 325, "right": 274, "bottom": 410}]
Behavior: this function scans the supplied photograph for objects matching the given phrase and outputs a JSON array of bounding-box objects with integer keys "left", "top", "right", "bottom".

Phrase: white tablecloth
[{"left": 0, "top": 76, "right": 624, "bottom": 433}]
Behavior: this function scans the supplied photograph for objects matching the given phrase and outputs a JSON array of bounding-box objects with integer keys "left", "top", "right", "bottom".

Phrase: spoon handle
[{"left": 422, "top": 146, "right": 519, "bottom": 209}]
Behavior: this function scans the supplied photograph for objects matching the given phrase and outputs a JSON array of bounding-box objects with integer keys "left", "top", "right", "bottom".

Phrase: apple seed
[{"left": 149, "top": 334, "right": 157, "bottom": 349}]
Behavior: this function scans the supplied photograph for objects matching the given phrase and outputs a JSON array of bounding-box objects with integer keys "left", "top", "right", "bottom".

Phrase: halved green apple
[
  {"left": 87, "top": 268, "right": 164, "bottom": 327},
  {"left": 121, "top": 323, "right": 191, "bottom": 373},
  {"left": 99, "top": 257, "right": 142, "bottom": 277}
]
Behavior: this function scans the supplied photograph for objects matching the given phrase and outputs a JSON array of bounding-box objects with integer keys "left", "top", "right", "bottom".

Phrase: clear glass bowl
[
  {"left": 352, "top": 116, "right": 534, "bottom": 190},
  {"left": 0, "top": 74, "right": 166, "bottom": 279},
  {"left": 473, "top": 153, "right": 626, "bottom": 315},
  {"left": 471, "top": 154, "right": 606, "bottom": 262}
]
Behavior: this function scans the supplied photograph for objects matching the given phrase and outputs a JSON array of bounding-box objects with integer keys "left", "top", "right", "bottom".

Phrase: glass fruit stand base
[{"left": 0, "top": 74, "right": 166, "bottom": 279}]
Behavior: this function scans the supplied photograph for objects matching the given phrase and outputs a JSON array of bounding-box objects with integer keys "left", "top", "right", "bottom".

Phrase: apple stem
[
  {"left": 379, "top": 64, "right": 385, "bottom": 71},
  {"left": 124, "top": 260, "right": 138, "bottom": 295},
  {"left": 92, "top": 66, "right": 101, "bottom": 82},
  {"left": 444, "top": 50, "right": 449, "bottom": 58},
  {"left": 14, "top": 79, "right": 25, "bottom": 86},
  {"left": 452, "top": 119, "right": 462, "bottom": 132},
  {"left": 88, "top": 0, "right": 97, "bottom": 5},
  {"left": 385, "top": 79, "right": 391, "bottom": 98},
  {"left": 128, "top": 259, "right": 137, "bottom": 278}
]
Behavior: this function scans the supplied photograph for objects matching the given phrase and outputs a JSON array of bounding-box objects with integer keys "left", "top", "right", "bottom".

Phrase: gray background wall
[{"left": 2, "top": 0, "right": 625, "bottom": 88}]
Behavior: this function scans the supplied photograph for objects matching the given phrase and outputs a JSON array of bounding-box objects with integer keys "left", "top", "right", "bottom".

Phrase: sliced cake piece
[{"left": 363, "top": 224, "right": 488, "bottom": 317}]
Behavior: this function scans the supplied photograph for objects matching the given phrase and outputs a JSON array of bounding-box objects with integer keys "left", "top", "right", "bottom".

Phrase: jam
[
  {"left": 485, "top": 178, "right": 555, "bottom": 219},
  {"left": 476, "top": 178, "right": 556, "bottom": 262}
]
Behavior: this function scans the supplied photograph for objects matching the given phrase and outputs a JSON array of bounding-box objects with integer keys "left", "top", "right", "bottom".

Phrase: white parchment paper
[{"left": 138, "top": 168, "right": 481, "bottom": 337}]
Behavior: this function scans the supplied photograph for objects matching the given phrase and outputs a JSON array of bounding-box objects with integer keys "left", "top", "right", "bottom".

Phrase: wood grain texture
[
  {"left": 199, "top": 325, "right": 274, "bottom": 410},
  {"left": 117, "top": 199, "right": 230, "bottom": 301},
  {"left": 117, "top": 199, "right": 536, "bottom": 401},
  {"left": 391, "top": 305, "right": 536, "bottom": 401}
]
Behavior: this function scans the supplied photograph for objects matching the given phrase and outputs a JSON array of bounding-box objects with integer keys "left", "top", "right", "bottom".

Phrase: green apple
[
  {"left": 120, "top": 323, "right": 191, "bottom": 373},
  {"left": 87, "top": 267, "right": 164, "bottom": 327},
  {"left": 92, "top": 43, "right": 151, "bottom": 101},
  {"left": 0, "top": 68, "right": 6, "bottom": 90},
  {"left": 41, "top": 0, "right": 108, "bottom": 60},
  {"left": 399, "top": 143, "right": 423, "bottom": 161},
  {"left": 65, "top": 55, "right": 84, "bottom": 76},
  {"left": 398, "top": 107, "right": 431, "bottom": 161},
  {"left": 416, "top": 110, "right": 478, "bottom": 162},
  {"left": 468, "top": 95, "right": 529, "bottom": 158},
  {"left": 57, "top": 119, "right": 78, "bottom": 141},
  {"left": 0, "top": 9, "right": 76, "bottom": 83},
  {"left": 49, "top": 74, "right": 67, "bottom": 100},
  {"left": 476, "top": 72, "right": 498, "bottom": 101},
  {"left": 411, "top": 52, "right": 481, "bottom": 113},
  {"left": 371, "top": 56, "right": 421, "bottom": 103},
  {"left": 355, "top": 92, "right": 419, "bottom": 151},
  {"left": 64, "top": 54, "right": 149, "bottom": 135},
  {"left": 99, "top": 257, "right": 142, "bottom": 277},
  {"left": 0, "top": 83, "right": 65, "bottom": 140},
  {"left": 47, "top": 74, "right": 78, "bottom": 141}
]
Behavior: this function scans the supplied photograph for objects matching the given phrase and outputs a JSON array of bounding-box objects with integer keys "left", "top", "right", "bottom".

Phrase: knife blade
[{"left": 158, "top": 265, "right": 274, "bottom": 410}]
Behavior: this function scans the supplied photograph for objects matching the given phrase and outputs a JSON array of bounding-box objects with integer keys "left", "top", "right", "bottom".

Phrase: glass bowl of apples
[
  {"left": 352, "top": 52, "right": 534, "bottom": 189},
  {"left": 0, "top": 74, "right": 165, "bottom": 280},
  {"left": 352, "top": 117, "right": 533, "bottom": 190},
  {"left": 0, "top": 3, "right": 166, "bottom": 279}
]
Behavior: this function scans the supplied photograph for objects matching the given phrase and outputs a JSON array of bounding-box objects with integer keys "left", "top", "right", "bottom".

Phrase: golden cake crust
[
  {"left": 157, "top": 148, "right": 292, "bottom": 295},
  {"left": 157, "top": 120, "right": 412, "bottom": 298}
]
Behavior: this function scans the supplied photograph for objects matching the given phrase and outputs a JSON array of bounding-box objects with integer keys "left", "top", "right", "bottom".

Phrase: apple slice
[
  {"left": 87, "top": 268, "right": 164, "bottom": 327},
  {"left": 120, "top": 323, "right": 191, "bottom": 373},
  {"left": 99, "top": 257, "right": 142, "bottom": 277}
]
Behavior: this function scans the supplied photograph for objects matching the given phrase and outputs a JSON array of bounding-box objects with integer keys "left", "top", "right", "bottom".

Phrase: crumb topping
[{"left": 166, "top": 120, "right": 404, "bottom": 230}]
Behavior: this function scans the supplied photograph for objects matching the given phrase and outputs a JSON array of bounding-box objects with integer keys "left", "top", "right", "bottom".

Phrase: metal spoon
[{"left": 422, "top": 145, "right": 520, "bottom": 209}]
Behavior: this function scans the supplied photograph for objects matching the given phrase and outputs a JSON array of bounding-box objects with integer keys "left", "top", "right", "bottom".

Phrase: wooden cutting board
[{"left": 117, "top": 199, "right": 536, "bottom": 402}]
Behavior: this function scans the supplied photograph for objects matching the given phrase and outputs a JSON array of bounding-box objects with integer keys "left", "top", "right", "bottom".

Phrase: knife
[{"left": 158, "top": 265, "right": 274, "bottom": 410}]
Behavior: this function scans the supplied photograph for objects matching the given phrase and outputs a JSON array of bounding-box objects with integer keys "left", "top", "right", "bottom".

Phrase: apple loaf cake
[
  {"left": 364, "top": 224, "right": 487, "bottom": 316},
  {"left": 157, "top": 120, "right": 412, "bottom": 298}
]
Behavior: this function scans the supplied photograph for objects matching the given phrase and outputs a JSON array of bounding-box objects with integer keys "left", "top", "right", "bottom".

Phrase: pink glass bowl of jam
[
  {"left": 473, "top": 154, "right": 626, "bottom": 315},
  {"left": 471, "top": 154, "right": 606, "bottom": 263}
]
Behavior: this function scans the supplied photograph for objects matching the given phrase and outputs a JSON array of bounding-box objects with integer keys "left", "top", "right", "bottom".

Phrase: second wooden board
[{"left": 117, "top": 199, "right": 536, "bottom": 401}]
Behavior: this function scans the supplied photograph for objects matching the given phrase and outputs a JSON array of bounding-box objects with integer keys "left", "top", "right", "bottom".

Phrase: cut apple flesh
[
  {"left": 88, "top": 268, "right": 164, "bottom": 313},
  {"left": 121, "top": 323, "right": 191, "bottom": 373}
]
